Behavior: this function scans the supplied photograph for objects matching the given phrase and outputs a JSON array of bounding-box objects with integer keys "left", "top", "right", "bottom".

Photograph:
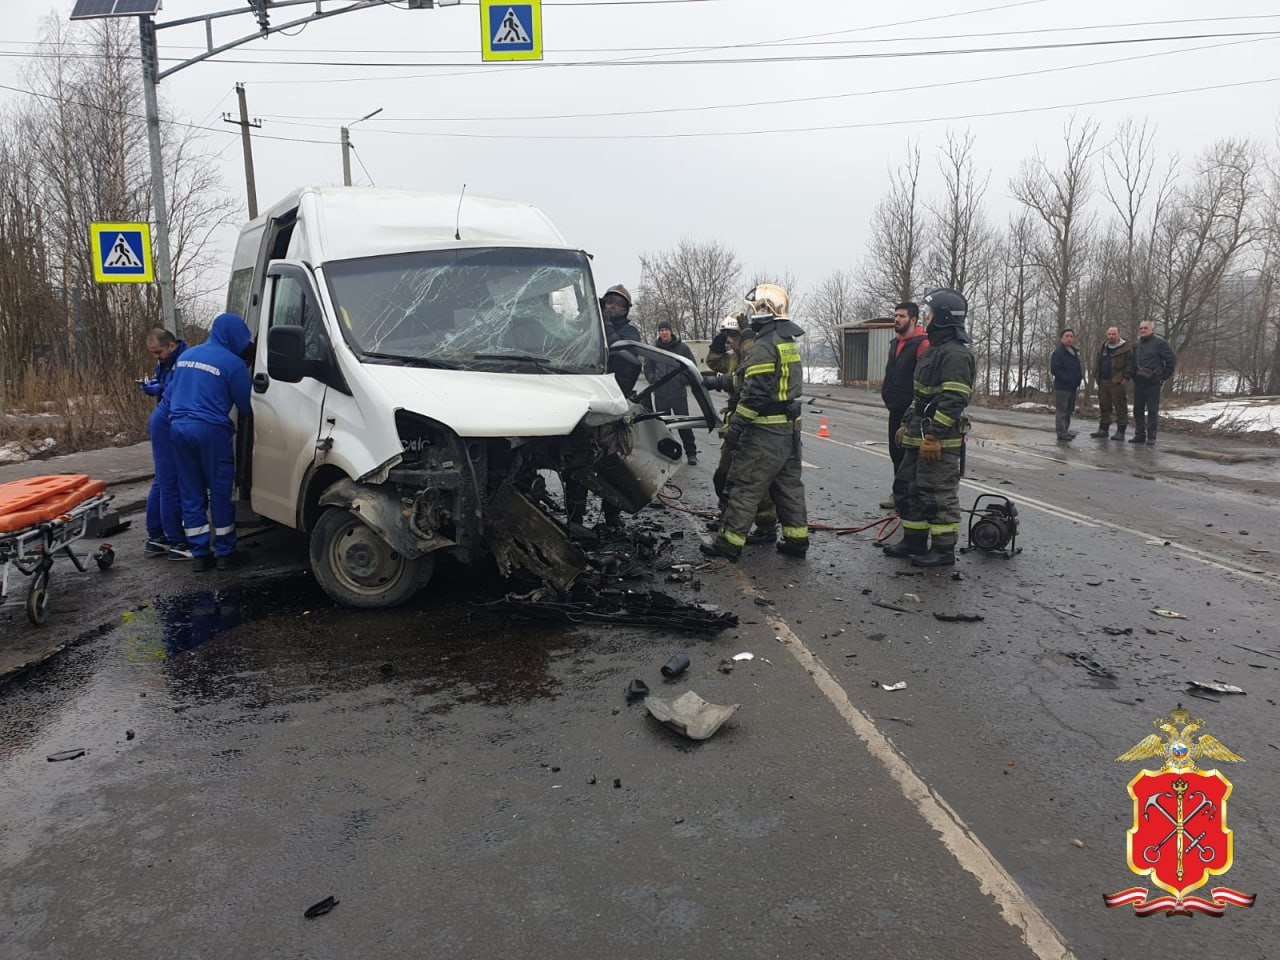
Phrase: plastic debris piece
[
  {"left": 46, "top": 749, "right": 86, "bottom": 762},
  {"left": 1152, "top": 609, "right": 1187, "bottom": 619},
  {"left": 1187, "top": 680, "right": 1246, "bottom": 695},
  {"left": 933, "top": 612, "right": 984, "bottom": 622},
  {"left": 660, "top": 653, "right": 691, "bottom": 678},
  {"left": 626, "top": 679, "right": 650, "bottom": 702},
  {"left": 1101, "top": 626, "right": 1133, "bottom": 636},
  {"left": 872, "top": 600, "right": 915, "bottom": 613},
  {"left": 1145, "top": 539, "right": 1172, "bottom": 546},
  {"left": 644, "top": 690, "right": 740, "bottom": 740},
  {"left": 754, "top": 597, "right": 775, "bottom": 606},
  {"left": 125, "top": 729, "right": 136, "bottom": 741},
  {"left": 613, "top": 778, "right": 622, "bottom": 789},
  {"left": 880, "top": 681, "right": 907, "bottom": 692},
  {"left": 732, "top": 652, "right": 754, "bottom": 662},
  {"left": 304, "top": 896, "right": 338, "bottom": 919},
  {"left": 1071, "top": 839, "right": 1086, "bottom": 849},
  {"left": 900, "top": 593, "right": 923, "bottom": 603},
  {"left": 1068, "top": 652, "right": 1118, "bottom": 680}
]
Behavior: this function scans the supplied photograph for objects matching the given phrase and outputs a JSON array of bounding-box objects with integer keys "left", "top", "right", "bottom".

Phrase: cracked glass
[{"left": 323, "top": 247, "right": 606, "bottom": 373}]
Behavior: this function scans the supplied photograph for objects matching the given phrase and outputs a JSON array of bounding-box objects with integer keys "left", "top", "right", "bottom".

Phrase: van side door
[{"left": 250, "top": 261, "right": 332, "bottom": 526}]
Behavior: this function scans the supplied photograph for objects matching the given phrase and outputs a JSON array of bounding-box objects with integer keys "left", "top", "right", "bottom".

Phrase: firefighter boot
[
  {"left": 699, "top": 538, "right": 742, "bottom": 563},
  {"left": 912, "top": 541, "right": 956, "bottom": 567},
  {"left": 1089, "top": 423, "right": 1109, "bottom": 438},
  {"left": 882, "top": 529, "right": 928, "bottom": 558}
]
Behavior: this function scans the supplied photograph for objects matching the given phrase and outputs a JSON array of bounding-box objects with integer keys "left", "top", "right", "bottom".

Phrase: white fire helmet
[{"left": 745, "top": 283, "right": 790, "bottom": 321}]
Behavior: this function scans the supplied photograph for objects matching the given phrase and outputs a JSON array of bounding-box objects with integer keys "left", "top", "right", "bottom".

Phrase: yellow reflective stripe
[
  {"left": 777, "top": 342, "right": 800, "bottom": 401},
  {"left": 902, "top": 437, "right": 921, "bottom": 447},
  {"left": 929, "top": 523, "right": 960, "bottom": 535},
  {"left": 736, "top": 405, "right": 759, "bottom": 421},
  {"left": 781, "top": 525, "right": 808, "bottom": 539},
  {"left": 932, "top": 410, "right": 956, "bottom": 428},
  {"left": 753, "top": 415, "right": 790, "bottom": 425},
  {"left": 777, "top": 342, "right": 801, "bottom": 363},
  {"left": 743, "top": 363, "right": 774, "bottom": 377},
  {"left": 722, "top": 530, "right": 746, "bottom": 547},
  {"left": 900, "top": 520, "right": 930, "bottom": 531},
  {"left": 941, "top": 381, "right": 973, "bottom": 395},
  {"left": 937, "top": 438, "right": 964, "bottom": 448},
  {"left": 914, "top": 381, "right": 940, "bottom": 394}
]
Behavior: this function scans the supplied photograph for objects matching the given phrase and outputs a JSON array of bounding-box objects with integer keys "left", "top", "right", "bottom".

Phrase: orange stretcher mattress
[{"left": 0, "top": 475, "right": 107, "bottom": 534}]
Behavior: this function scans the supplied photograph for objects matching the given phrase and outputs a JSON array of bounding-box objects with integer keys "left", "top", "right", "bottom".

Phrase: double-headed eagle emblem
[{"left": 1115, "top": 705, "right": 1244, "bottom": 773}]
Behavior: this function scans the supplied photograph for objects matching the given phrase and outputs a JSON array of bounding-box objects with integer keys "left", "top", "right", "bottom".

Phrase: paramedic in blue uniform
[
  {"left": 140, "top": 327, "right": 187, "bottom": 558},
  {"left": 165, "top": 313, "right": 253, "bottom": 571}
]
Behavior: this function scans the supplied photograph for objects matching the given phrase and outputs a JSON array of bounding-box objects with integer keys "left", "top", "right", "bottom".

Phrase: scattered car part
[
  {"left": 1068, "top": 652, "right": 1118, "bottom": 680},
  {"left": 873, "top": 681, "right": 907, "bottom": 692},
  {"left": 644, "top": 690, "right": 740, "bottom": 740},
  {"left": 304, "top": 896, "right": 339, "bottom": 919},
  {"left": 732, "top": 652, "right": 754, "bottom": 662},
  {"left": 46, "top": 749, "right": 86, "bottom": 762},
  {"left": 1152, "top": 609, "right": 1187, "bottom": 619},
  {"left": 933, "top": 612, "right": 984, "bottom": 622},
  {"left": 1187, "top": 680, "right": 1245, "bottom": 695},
  {"left": 486, "top": 587, "right": 737, "bottom": 634},
  {"left": 661, "top": 653, "right": 691, "bottom": 678},
  {"left": 626, "top": 679, "right": 650, "bottom": 702}
]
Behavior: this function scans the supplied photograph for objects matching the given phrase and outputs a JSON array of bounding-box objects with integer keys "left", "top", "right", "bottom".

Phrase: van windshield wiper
[
  {"left": 360, "top": 351, "right": 462, "bottom": 369},
  {"left": 469, "top": 352, "right": 578, "bottom": 373}
]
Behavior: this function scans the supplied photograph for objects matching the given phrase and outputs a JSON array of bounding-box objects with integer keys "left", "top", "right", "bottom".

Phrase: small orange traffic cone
[{"left": 816, "top": 417, "right": 830, "bottom": 438}]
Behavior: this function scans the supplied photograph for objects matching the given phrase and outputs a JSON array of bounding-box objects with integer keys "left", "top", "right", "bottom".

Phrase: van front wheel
[{"left": 309, "top": 507, "right": 434, "bottom": 608}]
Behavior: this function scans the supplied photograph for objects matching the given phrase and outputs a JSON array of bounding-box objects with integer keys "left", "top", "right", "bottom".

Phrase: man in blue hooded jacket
[
  {"left": 140, "top": 327, "right": 187, "bottom": 557},
  {"left": 166, "top": 313, "right": 253, "bottom": 571}
]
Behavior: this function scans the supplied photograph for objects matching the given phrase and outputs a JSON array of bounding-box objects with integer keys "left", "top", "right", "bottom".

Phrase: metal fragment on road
[
  {"left": 872, "top": 680, "right": 907, "bottom": 692},
  {"left": 1101, "top": 626, "right": 1133, "bottom": 636},
  {"left": 1068, "top": 652, "right": 1118, "bottom": 680},
  {"left": 732, "top": 652, "right": 754, "bottom": 662},
  {"left": 46, "top": 749, "right": 86, "bottom": 762},
  {"left": 1152, "top": 609, "right": 1187, "bottom": 619},
  {"left": 625, "top": 679, "right": 650, "bottom": 702},
  {"left": 933, "top": 612, "right": 984, "bottom": 623},
  {"left": 304, "top": 896, "right": 339, "bottom": 919},
  {"left": 643, "top": 690, "right": 740, "bottom": 740},
  {"left": 1187, "top": 680, "right": 1246, "bottom": 695},
  {"left": 900, "top": 593, "right": 923, "bottom": 603},
  {"left": 872, "top": 600, "right": 916, "bottom": 613}
]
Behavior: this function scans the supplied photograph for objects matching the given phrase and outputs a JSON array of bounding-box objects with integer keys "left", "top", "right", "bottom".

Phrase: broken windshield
[{"left": 324, "top": 247, "right": 606, "bottom": 372}]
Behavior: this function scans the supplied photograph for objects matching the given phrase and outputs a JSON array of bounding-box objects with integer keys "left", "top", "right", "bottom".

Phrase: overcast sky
[{"left": 2, "top": 0, "right": 1277, "bottom": 313}]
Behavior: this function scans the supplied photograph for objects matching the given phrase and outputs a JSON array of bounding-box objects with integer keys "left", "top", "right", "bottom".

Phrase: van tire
[{"left": 309, "top": 507, "right": 433, "bottom": 608}]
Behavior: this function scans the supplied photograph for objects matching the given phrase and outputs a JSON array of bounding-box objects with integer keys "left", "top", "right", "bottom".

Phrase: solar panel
[{"left": 70, "top": 0, "right": 161, "bottom": 19}]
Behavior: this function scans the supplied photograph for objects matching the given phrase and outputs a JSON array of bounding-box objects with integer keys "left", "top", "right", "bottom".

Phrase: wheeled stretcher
[{"left": 0, "top": 475, "right": 116, "bottom": 625}]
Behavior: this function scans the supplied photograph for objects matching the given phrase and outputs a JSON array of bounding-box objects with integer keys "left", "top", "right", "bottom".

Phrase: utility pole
[
  {"left": 222, "top": 82, "right": 261, "bottom": 219},
  {"left": 139, "top": 17, "right": 178, "bottom": 338},
  {"left": 341, "top": 107, "right": 382, "bottom": 186}
]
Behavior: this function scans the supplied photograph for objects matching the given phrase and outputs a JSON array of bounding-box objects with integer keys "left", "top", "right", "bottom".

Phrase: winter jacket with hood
[
  {"left": 1096, "top": 339, "right": 1133, "bottom": 384},
  {"left": 643, "top": 333, "right": 697, "bottom": 411},
  {"left": 165, "top": 313, "right": 253, "bottom": 431}
]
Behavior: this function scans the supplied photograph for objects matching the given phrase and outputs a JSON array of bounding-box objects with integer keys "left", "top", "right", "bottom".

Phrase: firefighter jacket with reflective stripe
[
  {"left": 730, "top": 319, "right": 804, "bottom": 437},
  {"left": 902, "top": 327, "right": 975, "bottom": 450}
]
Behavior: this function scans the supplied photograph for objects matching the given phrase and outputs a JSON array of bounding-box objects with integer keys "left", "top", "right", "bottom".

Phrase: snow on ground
[
  {"left": 805, "top": 366, "right": 841, "bottom": 385},
  {"left": 1163, "top": 397, "right": 1280, "bottom": 434},
  {"left": 1013, "top": 401, "right": 1054, "bottom": 412}
]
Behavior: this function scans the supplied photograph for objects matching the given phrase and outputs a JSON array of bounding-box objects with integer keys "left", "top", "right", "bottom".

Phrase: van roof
[{"left": 258, "top": 186, "right": 574, "bottom": 263}]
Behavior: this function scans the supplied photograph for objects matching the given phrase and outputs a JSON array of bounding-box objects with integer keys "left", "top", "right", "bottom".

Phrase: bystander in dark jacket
[{"left": 1050, "top": 329, "right": 1083, "bottom": 441}]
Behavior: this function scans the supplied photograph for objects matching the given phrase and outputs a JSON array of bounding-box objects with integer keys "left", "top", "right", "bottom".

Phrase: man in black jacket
[
  {"left": 1050, "top": 328, "right": 1083, "bottom": 442},
  {"left": 1130, "top": 320, "right": 1177, "bottom": 445},
  {"left": 644, "top": 320, "right": 699, "bottom": 465},
  {"left": 880, "top": 301, "right": 928, "bottom": 509}
]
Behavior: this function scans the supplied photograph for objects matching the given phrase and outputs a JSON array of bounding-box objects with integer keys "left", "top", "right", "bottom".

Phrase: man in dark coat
[
  {"left": 643, "top": 320, "right": 699, "bottom": 465},
  {"left": 1090, "top": 326, "right": 1133, "bottom": 440},
  {"left": 1130, "top": 320, "right": 1177, "bottom": 445},
  {"left": 880, "top": 301, "right": 928, "bottom": 509},
  {"left": 1050, "top": 328, "right": 1083, "bottom": 442}
]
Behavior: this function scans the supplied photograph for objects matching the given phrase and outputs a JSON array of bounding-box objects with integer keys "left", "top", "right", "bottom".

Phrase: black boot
[
  {"left": 1111, "top": 425, "right": 1126, "bottom": 440},
  {"left": 1129, "top": 433, "right": 1146, "bottom": 443},
  {"left": 883, "top": 529, "right": 928, "bottom": 558},
  {"left": 699, "top": 538, "right": 741, "bottom": 562},
  {"left": 912, "top": 543, "right": 956, "bottom": 567},
  {"left": 1089, "top": 424, "right": 1110, "bottom": 438},
  {"left": 776, "top": 538, "right": 808, "bottom": 558}
]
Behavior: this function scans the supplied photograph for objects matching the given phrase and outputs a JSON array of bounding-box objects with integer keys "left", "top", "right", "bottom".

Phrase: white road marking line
[{"left": 814, "top": 434, "right": 1277, "bottom": 585}]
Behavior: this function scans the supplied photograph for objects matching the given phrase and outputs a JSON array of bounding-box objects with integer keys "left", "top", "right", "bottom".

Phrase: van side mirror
[{"left": 267, "top": 325, "right": 307, "bottom": 383}]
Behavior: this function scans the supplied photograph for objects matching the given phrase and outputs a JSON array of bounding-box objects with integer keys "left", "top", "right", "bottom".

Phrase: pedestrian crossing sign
[
  {"left": 480, "top": 0, "right": 541, "bottom": 62},
  {"left": 90, "top": 222, "right": 154, "bottom": 283}
]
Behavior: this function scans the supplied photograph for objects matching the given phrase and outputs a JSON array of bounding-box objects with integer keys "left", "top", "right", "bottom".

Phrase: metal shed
[{"left": 839, "top": 320, "right": 896, "bottom": 386}]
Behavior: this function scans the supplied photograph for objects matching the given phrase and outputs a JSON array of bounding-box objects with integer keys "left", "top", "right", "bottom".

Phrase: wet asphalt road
[{"left": 2, "top": 397, "right": 1278, "bottom": 959}]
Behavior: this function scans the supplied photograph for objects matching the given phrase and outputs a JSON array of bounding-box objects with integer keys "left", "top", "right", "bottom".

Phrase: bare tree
[
  {"left": 807, "top": 269, "right": 858, "bottom": 375},
  {"left": 636, "top": 238, "right": 742, "bottom": 340},
  {"left": 924, "top": 129, "right": 993, "bottom": 297},
  {"left": 1011, "top": 117, "right": 1099, "bottom": 336},
  {"left": 860, "top": 142, "right": 925, "bottom": 307}
]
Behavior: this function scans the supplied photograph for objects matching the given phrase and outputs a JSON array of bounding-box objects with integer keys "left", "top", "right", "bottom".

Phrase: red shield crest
[{"left": 1127, "top": 770, "right": 1233, "bottom": 898}]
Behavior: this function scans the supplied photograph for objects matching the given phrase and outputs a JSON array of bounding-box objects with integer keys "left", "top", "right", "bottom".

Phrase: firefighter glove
[
  {"left": 920, "top": 434, "right": 942, "bottom": 462},
  {"left": 894, "top": 424, "right": 907, "bottom": 447}
]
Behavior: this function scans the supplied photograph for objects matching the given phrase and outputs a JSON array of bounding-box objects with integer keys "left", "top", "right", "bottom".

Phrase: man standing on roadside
[
  {"left": 1089, "top": 326, "right": 1132, "bottom": 441},
  {"left": 1050, "top": 328, "right": 1083, "bottom": 442},
  {"left": 1131, "top": 320, "right": 1177, "bottom": 446},
  {"left": 643, "top": 319, "right": 699, "bottom": 466},
  {"left": 880, "top": 301, "right": 928, "bottom": 509},
  {"left": 140, "top": 327, "right": 188, "bottom": 558}
]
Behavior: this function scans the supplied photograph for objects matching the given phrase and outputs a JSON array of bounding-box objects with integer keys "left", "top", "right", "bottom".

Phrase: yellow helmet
[{"left": 745, "top": 283, "right": 789, "bottom": 320}]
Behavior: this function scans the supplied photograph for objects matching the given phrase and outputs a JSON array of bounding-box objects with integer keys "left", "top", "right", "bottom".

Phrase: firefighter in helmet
[
  {"left": 883, "top": 288, "right": 976, "bottom": 567},
  {"left": 700, "top": 284, "right": 808, "bottom": 561}
]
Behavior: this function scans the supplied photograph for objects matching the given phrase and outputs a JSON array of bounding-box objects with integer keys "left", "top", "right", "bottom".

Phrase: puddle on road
[{"left": 0, "top": 565, "right": 586, "bottom": 765}]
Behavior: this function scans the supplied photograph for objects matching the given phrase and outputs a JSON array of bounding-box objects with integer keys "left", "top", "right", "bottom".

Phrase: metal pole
[
  {"left": 341, "top": 126, "right": 352, "bottom": 186},
  {"left": 140, "top": 17, "right": 178, "bottom": 338},
  {"left": 235, "top": 83, "right": 258, "bottom": 218}
]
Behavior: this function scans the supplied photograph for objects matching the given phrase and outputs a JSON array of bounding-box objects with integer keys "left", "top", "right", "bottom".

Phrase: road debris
[
  {"left": 1102, "top": 626, "right": 1134, "bottom": 636},
  {"left": 486, "top": 587, "right": 737, "bottom": 634},
  {"left": 933, "top": 612, "right": 984, "bottom": 623},
  {"left": 626, "top": 679, "right": 650, "bottom": 702},
  {"left": 661, "top": 653, "right": 691, "bottom": 679},
  {"left": 732, "top": 652, "right": 754, "bottom": 662},
  {"left": 1232, "top": 643, "right": 1280, "bottom": 662},
  {"left": 1145, "top": 539, "right": 1172, "bottom": 546},
  {"left": 879, "top": 716, "right": 914, "bottom": 725},
  {"left": 125, "top": 730, "right": 136, "bottom": 741},
  {"left": 304, "top": 896, "right": 339, "bottom": 919},
  {"left": 871, "top": 600, "right": 916, "bottom": 613},
  {"left": 1187, "top": 680, "right": 1246, "bottom": 695},
  {"left": 1067, "top": 652, "right": 1118, "bottom": 680},
  {"left": 644, "top": 691, "right": 740, "bottom": 740},
  {"left": 900, "top": 593, "right": 923, "bottom": 603},
  {"left": 872, "top": 680, "right": 907, "bottom": 692},
  {"left": 46, "top": 749, "right": 86, "bottom": 762},
  {"left": 754, "top": 597, "right": 775, "bottom": 607},
  {"left": 613, "top": 778, "right": 622, "bottom": 789},
  {"left": 1151, "top": 609, "right": 1187, "bottom": 619},
  {"left": 1071, "top": 839, "right": 1086, "bottom": 849}
]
